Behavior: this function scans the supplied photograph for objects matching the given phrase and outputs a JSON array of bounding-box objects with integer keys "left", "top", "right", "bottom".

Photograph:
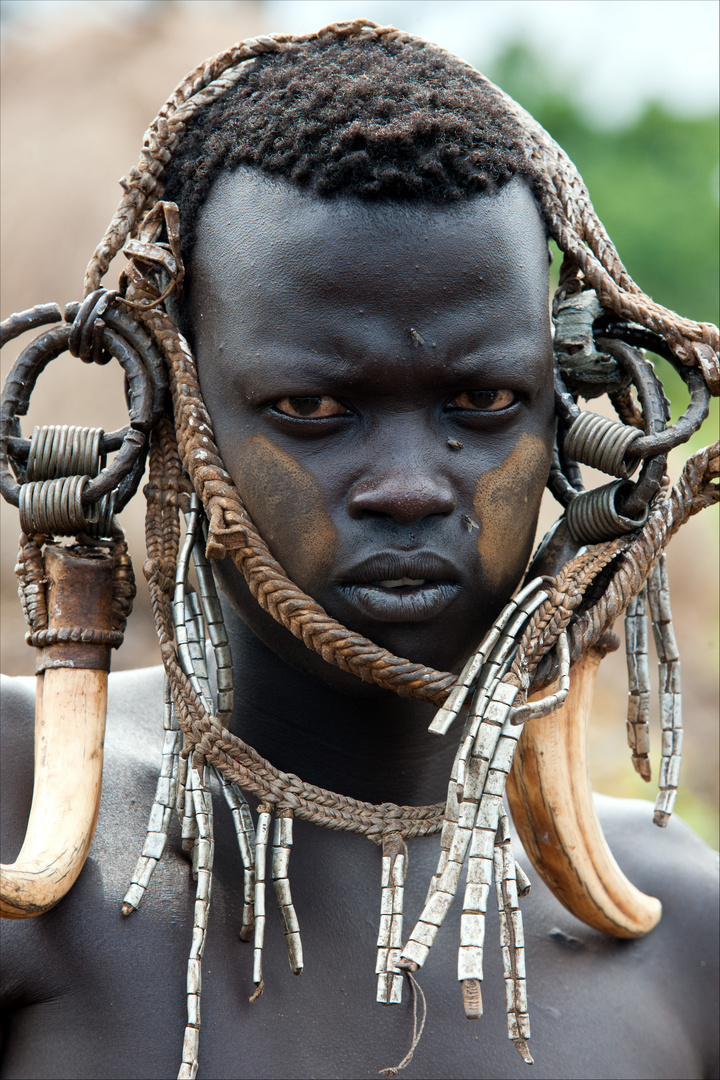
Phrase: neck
[{"left": 222, "top": 605, "right": 456, "bottom": 807}]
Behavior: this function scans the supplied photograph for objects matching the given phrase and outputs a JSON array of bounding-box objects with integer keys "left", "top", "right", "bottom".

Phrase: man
[{"left": 1, "top": 21, "right": 718, "bottom": 1080}]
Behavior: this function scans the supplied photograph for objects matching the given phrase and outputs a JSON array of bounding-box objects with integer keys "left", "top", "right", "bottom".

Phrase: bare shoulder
[
  {"left": 594, "top": 792, "right": 719, "bottom": 900},
  {"left": 0, "top": 665, "right": 168, "bottom": 989},
  {"left": 598, "top": 795, "right": 718, "bottom": 1072}
]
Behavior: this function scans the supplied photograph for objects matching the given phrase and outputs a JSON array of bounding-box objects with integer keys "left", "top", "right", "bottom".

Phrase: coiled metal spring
[
  {"left": 26, "top": 425, "right": 102, "bottom": 481},
  {"left": 566, "top": 480, "right": 648, "bottom": 544},
  {"left": 19, "top": 476, "right": 114, "bottom": 539},
  {"left": 563, "top": 411, "right": 641, "bottom": 479}
]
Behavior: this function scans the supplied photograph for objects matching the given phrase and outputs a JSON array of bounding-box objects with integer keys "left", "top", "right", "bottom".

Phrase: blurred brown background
[{"left": 1, "top": 0, "right": 717, "bottom": 844}]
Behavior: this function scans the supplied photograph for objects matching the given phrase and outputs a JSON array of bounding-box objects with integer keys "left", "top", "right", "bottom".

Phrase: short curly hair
[{"left": 162, "top": 34, "right": 538, "bottom": 263}]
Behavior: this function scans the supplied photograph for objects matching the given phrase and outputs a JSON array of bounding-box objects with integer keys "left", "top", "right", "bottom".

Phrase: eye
[
  {"left": 273, "top": 395, "right": 350, "bottom": 419},
  {"left": 447, "top": 389, "right": 516, "bottom": 412}
]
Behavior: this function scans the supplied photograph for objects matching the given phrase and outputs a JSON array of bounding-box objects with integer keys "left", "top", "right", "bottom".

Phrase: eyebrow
[{"left": 246, "top": 345, "right": 545, "bottom": 396}]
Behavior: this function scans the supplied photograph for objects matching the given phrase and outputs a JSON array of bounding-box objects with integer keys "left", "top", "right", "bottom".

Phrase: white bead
[
  {"left": 401, "top": 938, "right": 430, "bottom": 969},
  {"left": 423, "top": 889, "right": 453, "bottom": 927},
  {"left": 411, "top": 920, "right": 438, "bottom": 948},
  {"left": 463, "top": 882, "right": 489, "bottom": 913},
  {"left": 469, "top": 827, "right": 495, "bottom": 860},
  {"left": 460, "top": 912, "right": 486, "bottom": 946},
  {"left": 187, "top": 959, "right": 201, "bottom": 994},
  {"left": 457, "top": 945, "right": 485, "bottom": 980}
]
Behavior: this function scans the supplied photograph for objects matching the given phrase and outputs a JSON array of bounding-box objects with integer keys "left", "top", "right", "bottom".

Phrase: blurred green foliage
[{"left": 487, "top": 43, "right": 719, "bottom": 429}]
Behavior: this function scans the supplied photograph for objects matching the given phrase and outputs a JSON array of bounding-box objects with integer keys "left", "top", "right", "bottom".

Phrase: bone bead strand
[
  {"left": 181, "top": 755, "right": 200, "bottom": 857},
  {"left": 648, "top": 554, "right": 683, "bottom": 826},
  {"left": 376, "top": 834, "right": 407, "bottom": 1005},
  {"left": 493, "top": 807, "right": 532, "bottom": 1065},
  {"left": 215, "top": 772, "right": 256, "bottom": 941},
  {"left": 414, "top": 685, "right": 503, "bottom": 961},
  {"left": 122, "top": 677, "right": 180, "bottom": 914},
  {"left": 402, "top": 583, "right": 541, "bottom": 975},
  {"left": 184, "top": 590, "right": 213, "bottom": 712},
  {"left": 252, "top": 808, "right": 272, "bottom": 995},
  {"left": 178, "top": 765, "right": 214, "bottom": 1080},
  {"left": 172, "top": 505, "right": 210, "bottom": 861},
  {"left": 173, "top": 503, "right": 203, "bottom": 699},
  {"left": 624, "top": 587, "right": 652, "bottom": 781},
  {"left": 400, "top": 802, "right": 475, "bottom": 971},
  {"left": 272, "top": 812, "right": 303, "bottom": 976},
  {"left": 401, "top": 680, "right": 520, "bottom": 974},
  {"left": 458, "top": 685, "right": 522, "bottom": 1013},
  {"left": 179, "top": 507, "right": 259, "bottom": 907},
  {"left": 193, "top": 518, "right": 234, "bottom": 725},
  {"left": 424, "top": 767, "right": 461, "bottom": 905},
  {"left": 428, "top": 577, "right": 545, "bottom": 736},
  {"left": 455, "top": 585, "right": 547, "bottom": 796}
]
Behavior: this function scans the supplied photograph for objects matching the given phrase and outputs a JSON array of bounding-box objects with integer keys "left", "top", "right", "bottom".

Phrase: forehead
[{"left": 187, "top": 169, "right": 550, "bottom": 378}]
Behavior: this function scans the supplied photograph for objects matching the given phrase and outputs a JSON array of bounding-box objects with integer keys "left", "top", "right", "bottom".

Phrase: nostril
[{"left": 347, "top": 471, "right": 456, "bottom": 524}]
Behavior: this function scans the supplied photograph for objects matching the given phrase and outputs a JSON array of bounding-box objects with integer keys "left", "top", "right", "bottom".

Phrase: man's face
[{"left": 188, "top": 170, "right": 555, "bottom": 683}]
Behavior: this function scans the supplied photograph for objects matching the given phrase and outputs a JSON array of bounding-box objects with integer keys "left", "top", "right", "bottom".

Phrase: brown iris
[
  {"left": 274, "top": 395, "right": 350, "bottom": 418},
  {"left": 447, "top": 389, "right": 515, "bottom": 411}
]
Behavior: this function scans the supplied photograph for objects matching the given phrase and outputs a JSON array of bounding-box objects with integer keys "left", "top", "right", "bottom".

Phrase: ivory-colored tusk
[
  {"left": 506, "top": 646, "right": 662, "bottom": 939},
  {"left": 1, "top": 545, "right": 114, "bottom": 919},
  {"left": 0, "top": 667, "right": 107, "bottom": 918}
]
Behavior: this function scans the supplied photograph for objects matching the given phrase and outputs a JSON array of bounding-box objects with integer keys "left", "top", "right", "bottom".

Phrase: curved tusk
[
  {"left": 506, "top": 645, "right": 662, "bottom": 939},
  {"left": 0, "top": 667, "right": 107, "bottom": 918},
  {"left": 1, "top": 545, "right": 113, "bottom": 919}
]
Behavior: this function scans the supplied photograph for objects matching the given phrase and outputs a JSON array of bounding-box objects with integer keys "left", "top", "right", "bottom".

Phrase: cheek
[
  {"left": 473, "top": 432, "right": 551, "bottom": 594},
  {"left": 237, "top": 434, "right": 337, "bottom": 588}
]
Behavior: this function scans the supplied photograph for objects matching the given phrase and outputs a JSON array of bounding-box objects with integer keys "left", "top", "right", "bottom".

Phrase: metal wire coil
[
  {"left": 26, "top": 425, "right": 102, "bottom": 482},
  {"left": 18, "top": 476, "right": 114, "bottom": 538},
  {"left": 566, "top": 480, "right": 649, "bottom": 543},
  {"left": 563, "top": 410, "right": 642, "bottom": 479}
]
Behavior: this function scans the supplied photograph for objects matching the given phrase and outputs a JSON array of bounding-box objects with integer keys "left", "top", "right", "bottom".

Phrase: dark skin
[
  {"left": 1, "top": 175, "right": 718, "bottom": 1080},
  {"left": 189, "top": 172, "right": 554, "bottom": 804}
]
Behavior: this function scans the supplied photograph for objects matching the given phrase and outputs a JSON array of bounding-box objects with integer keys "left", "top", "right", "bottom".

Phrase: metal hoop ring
[{"left": 1, "top": 313, "right": 154, "bottom": 509}]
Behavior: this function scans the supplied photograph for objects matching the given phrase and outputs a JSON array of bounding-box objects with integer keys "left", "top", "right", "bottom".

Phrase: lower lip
[{"left": 340, "top": 582, "right": 460, "bottom": 623}]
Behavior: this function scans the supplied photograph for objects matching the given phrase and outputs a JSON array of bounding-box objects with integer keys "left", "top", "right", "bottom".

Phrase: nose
[{"left": 347, "top": 466, "right": 457, "bottom": 524}]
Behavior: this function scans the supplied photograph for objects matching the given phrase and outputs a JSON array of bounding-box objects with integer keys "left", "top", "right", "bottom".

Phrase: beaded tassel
[
  {"left": 216, "top": 772, "right": 256, "bottom": 940},
  {"left": 173, "top": 507, "right": 206, "bottom": 864},
  {"left": 624, "top": 586, "right": 652, "bottom": 780},
  {"left": 429, "top": 577, "right": 547, "bottom": 737},
  {"left": 178, "top": 763, "right": 214, "bottom": 1080},
  {"left": 376, "top": 834, "right": 407, "bottom": 1004},
  {"left": 122, "top": 676, "right": 180, "bottom": 914},
  {"left": 193, "top": 519, "right": 234, "bottom": 727},
  {"left": 272, "top": 812, "right": 303, "bottom": 975},
  {"left": 401, "top": 580, "right": 548, "bottom": 975},
  {"left": 453, "top": 586, "right": 548, "bottom": 798},
  {"left": 399, "top": 588, "right": 575, "bottom": 1066},
  {"left": 252, "top": 807, "right": 272, "bottom": 996},
  {"left": 175, "top": 594, "right": 203, "bottom": 860},
  {"left": 648, "top": 554, "right": 683, "bottom": 826},
  {"left": 494, "top": 807, "right": 532, "bottom": 1064},
  {"left": 458, "top": 685, "right": 521, "bottom": 1015},
  {"left": 182, "top": 498, "right": 257, "bottom": 894}
]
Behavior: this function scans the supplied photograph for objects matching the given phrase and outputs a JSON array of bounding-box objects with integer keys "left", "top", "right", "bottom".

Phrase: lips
[{"left": 337, "top": 552, "right": 461, "bottom": 623}]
